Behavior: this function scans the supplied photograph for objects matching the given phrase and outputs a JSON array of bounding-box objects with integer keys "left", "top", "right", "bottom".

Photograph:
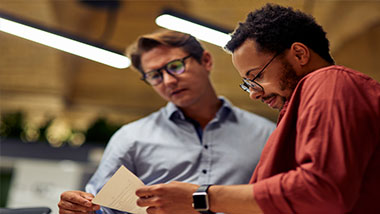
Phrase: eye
[
  {"left": 146, "top": 71, "right": 161, "bottom": 80},
  {"left": 167, "top": 60, "right": 184, "bottom": 74},
  {"left": 246, "top": 71, "right": 259, "bottom": 81}
]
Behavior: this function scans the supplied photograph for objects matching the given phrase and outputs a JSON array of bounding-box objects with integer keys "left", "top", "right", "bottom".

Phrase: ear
[
  {"left": 201, "top": 51, "right": 213, "bottom": 73},
  {"left": 290, "top": 42, "right": 310, "bottom": 66}
]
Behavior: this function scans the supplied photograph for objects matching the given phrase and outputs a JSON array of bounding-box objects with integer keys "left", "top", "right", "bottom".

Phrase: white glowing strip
[
  {"left": 156, "top": 14, "right": 231, "bottom": 47},
  {"left": 0, "top": 17, "right": 130, "bottom": 69}
]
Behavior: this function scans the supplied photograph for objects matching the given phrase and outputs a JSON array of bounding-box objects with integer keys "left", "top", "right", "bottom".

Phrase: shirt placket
[{"left": 197, "top": 123, "right": 216, "bottom": 185}]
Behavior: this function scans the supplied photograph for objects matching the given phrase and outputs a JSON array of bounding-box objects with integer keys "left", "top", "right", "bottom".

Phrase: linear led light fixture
[
  {"left": 0, "top": 12, "right": 130, "bottom": 69},
  {"left": 156, "top": 9, "right": 232, "bottom": 48}
]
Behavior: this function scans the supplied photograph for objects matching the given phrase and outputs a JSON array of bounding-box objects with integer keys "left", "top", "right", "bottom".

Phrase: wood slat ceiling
[{"left": 1, "top": 0, "right": 379, "bottom": 130}]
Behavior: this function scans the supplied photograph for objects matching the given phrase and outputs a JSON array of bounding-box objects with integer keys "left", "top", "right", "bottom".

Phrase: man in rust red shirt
[{"left": 135, "top": 4, "right": 380, "bottom": 214}]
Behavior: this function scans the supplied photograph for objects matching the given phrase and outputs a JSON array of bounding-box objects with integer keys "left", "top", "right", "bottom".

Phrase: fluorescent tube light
[
  {"left": 155, "top": 10, "right": 232, "bottom": 48},
  {"left": 0, "top": 17, "right": 130, "bottom": 69}
]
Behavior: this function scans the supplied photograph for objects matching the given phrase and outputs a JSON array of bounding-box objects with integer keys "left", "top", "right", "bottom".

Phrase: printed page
[{"left": 92, "top": 165, "right": 147, "bottom": 214}]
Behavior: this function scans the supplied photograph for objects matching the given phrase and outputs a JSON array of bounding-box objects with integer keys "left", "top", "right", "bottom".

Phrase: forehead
[
  {"left": 141, "top": 46, "right": 187, "bottom": 72},
  {"left": 231, "top": 39, "right": 263, "bottom": 71}
]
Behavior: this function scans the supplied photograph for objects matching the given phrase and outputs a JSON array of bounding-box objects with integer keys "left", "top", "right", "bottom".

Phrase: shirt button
[
  {"left": 204, "top": 145, "right": 208, "bottom": 149},
  {"left": 202, "top": 169, "right": 207, "bottom": 174}
]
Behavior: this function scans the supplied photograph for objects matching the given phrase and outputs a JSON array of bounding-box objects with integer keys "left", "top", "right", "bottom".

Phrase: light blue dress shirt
[{"left": 86, "top": 97, "right": 275, "bottom": 213}]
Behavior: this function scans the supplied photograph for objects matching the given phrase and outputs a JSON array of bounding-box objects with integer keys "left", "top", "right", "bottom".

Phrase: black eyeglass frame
[
  {"left": 141, "top": 55, "right": 192, "bottom": 86},
  {"left": 239, "top": 53, "right": 279, "bottom": 93}
]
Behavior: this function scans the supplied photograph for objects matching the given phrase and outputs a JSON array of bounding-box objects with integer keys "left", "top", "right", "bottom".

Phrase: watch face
[{"left": 192, "top": 192, "right": 209, "bottom": 210}]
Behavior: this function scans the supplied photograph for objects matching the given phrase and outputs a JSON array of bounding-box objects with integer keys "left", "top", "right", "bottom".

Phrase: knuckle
[
  {"left": 60, "top": 192, "right": 66, "bottom": 200},
  {"left": 154, "top": 184, "right": 165, "bottom": 194},
  {"left": 154, "top": 198, "right": 163, "bottom": 205},
  {"left": 136, "top": 199, "right": 144, "bottom": 206},
  {"left": 146, "top": 207, "right": 155, "bottom": 214}
]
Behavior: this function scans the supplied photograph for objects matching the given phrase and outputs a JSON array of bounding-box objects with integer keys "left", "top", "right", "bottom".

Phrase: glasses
[
  {"left": 239, "top": 53, "right": 278, "bottom": 93},
  {"left": 142, "top": 55, "right": 192, "bottom": 86}
]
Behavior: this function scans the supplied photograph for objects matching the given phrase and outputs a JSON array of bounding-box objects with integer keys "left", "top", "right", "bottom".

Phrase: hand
[
  {"left": 136, "top": 181, "right": 200, "bottom": 214},
  {"left": 58, "top": 190, "right": 101, "bottom": 214}
]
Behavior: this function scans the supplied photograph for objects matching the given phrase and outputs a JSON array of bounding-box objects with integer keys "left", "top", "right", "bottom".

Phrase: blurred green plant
[
  {"left": 85, "top": 118, "right": 121, "bottom": 145},
  {"left": 0, "top": 112, "right": 23, "bottom": 139},
  {"left": 0, "top": 112, "right": 122, "bottom": 146}
]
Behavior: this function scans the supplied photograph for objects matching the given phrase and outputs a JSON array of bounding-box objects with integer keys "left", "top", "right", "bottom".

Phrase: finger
[
  {"left": 60, "top": 191, "right": 93, "bottom": 208},
  {"left": 146, "top": 206, "right": 159, "bottom": 214},
  {"left": 58, "top": 205, "right": 90, "bottom": 214},
  {"left": 58, "top": 199, "right": 99, "bottom": 213},
  {"left": 137, "top": 196, "right": 163, "bottom": 207},
  {"left": 81, "top": 193, "right": 100, "bottom": 210},
  {"left": 58, "top": 208, "right": 88, "bottom": 214},
  {"left": 79, "top": 192, "right": 98, "bottom": 201},
  {"left": 136, "top": 185, "right": 162, "bottom": 197}
]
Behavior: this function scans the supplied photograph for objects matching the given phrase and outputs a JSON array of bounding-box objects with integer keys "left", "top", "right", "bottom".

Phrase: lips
[
  {"left": 262, "top": 96, "right": 276, "bottom": 108},
  {"left": 170, "top": 88, "right": 186, "bottom": 96}
]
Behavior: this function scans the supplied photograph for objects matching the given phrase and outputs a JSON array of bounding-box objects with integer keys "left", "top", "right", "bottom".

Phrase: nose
[
  {"left": 162, "top": 69, "right": 178, "bottom": 86},
  {"left": 249, "top": 89, "right": 263, "bottom": 100}
]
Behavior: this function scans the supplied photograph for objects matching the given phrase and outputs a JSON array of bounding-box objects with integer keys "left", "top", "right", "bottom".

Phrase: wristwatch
[{"left": 192, "top": 184, "right": 215, "bottom": 214}]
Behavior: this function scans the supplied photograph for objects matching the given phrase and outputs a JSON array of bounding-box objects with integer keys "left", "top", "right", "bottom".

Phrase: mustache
[
  {"left": 262, "top": 94, "right": 276, "bottom": 101},
  {"left": 262, "top": 94, "right": 287, "bottom": 103}
]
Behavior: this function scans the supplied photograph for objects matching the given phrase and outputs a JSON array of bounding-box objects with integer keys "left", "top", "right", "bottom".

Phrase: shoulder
[
  {"left": 301, "top": 65, "right": 378, "bottom": 90},
  {"left": 110, "top": 107, "right": 168, "bottom": 141},
  {"left": 292, "top": 65, "right": 380, "bottom": 114}
]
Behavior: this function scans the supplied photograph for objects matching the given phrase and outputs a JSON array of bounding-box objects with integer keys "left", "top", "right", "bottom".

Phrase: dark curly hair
[{"left": 225, "top": 3, "right": 334, "bottom": 64}]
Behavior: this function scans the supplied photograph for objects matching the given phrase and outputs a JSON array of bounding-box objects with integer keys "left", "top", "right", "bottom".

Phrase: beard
[{"left": 279, "top": 58, "right": 304, "bottom": 100}]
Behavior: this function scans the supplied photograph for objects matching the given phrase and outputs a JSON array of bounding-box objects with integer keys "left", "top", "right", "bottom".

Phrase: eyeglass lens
[
  {"left": 239, "top": 83, "right": 250, "bottom": 93},
  {"left": 144, "top": 57, "right": 188, "bottom": 86},
  {"left": 241, "top": 78, "right": 261, "bottom": 93}
]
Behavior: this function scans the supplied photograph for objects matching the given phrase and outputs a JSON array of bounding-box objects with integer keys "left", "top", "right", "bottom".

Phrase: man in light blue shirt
[{"left": 58, "top": 29, "right": 275, "bottom": 214}]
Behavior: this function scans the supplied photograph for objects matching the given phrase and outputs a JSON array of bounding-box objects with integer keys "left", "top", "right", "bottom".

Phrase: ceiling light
[
  {"left": 0, "top": 15, "right": 130, "bottom": 69},
  {"left": 156, "top": 9, "right": 232, "bottom": 48}
]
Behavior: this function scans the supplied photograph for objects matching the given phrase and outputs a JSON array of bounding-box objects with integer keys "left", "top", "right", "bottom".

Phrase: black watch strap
[
  {"left": 196, "top": 184, "right": 212, "bottom": 193},
  {"left": 196, "top": 185, "right": 215, "bottom": 214}
]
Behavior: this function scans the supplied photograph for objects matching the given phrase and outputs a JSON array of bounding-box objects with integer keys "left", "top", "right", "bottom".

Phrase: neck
[
  {"left": 303, "top": 52, "right": 334, "bottom": 76},
  {"left": 180, "top": 91, "right": 222, "bottom": 129}
]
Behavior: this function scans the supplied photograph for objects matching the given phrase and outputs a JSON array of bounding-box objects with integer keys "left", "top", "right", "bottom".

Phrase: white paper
[{"left": 92, "top": 165, "right": 147, "bottom": 214}]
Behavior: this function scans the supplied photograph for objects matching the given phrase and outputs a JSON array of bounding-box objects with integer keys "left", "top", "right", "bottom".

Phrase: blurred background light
[
  {"left": 0, "top": 16, "right": 130, "bottom": 69},
  {"left": 155, "top": 9, "right": 232, "bottom": 47}
]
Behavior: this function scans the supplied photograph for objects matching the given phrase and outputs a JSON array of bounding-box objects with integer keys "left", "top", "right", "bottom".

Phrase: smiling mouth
[{"left": 262, "top": 95, "right": 276, "bottom": 108}]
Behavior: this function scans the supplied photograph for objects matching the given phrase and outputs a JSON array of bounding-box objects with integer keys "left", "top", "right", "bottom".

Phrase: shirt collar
[
  {"left": 164, "top": 96, "right": 236, "bottom": 122},
  {"left": 277, "top": 100, "right": 289, "bottom": 125}
]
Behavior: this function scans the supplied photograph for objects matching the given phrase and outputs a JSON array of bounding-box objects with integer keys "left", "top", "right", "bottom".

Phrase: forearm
[{"left": 208, "top": 184, "right": 263, "bottom": 214}]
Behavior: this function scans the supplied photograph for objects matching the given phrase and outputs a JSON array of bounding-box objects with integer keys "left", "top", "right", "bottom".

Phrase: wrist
[{"left": 192, "top": 184, "right": 215, "bottom": 214}]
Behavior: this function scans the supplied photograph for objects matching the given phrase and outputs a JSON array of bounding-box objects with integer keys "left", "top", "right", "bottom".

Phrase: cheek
[
  {"left": 184, "top": 68, "right": 208, "bottom": 84},
  {"left": 152, "top": 86, "right": 168, "bottom": 99}
]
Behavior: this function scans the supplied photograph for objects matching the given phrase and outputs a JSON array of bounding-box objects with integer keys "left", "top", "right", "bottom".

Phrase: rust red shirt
[{"left": 250, "top": 65, "right": 380, "bottom": 213}]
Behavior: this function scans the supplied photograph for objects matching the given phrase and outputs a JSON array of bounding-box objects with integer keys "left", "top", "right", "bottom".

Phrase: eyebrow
[
  {"left": 245, "top": 67, "right": 261, "bottom": 77},
  {"left": 145, "top": 63, "right": 167, "bottom": 74},
  {"left": 146, "top": 56, "right": 186, "bottom": 73}
]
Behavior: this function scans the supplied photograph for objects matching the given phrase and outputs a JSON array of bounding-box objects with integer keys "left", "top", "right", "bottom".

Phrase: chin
[
  {"left": 277, "top": 98, "right": 288, "bottom": 111},
  {"left": 172, "top": 99, "right": 193, "bottom": 108},
  {"left": 276, "top": 105, "right": 284, "bottom": 111},
  {"left": 272, "top": 97, "right": 286, "bottom": 110}
]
